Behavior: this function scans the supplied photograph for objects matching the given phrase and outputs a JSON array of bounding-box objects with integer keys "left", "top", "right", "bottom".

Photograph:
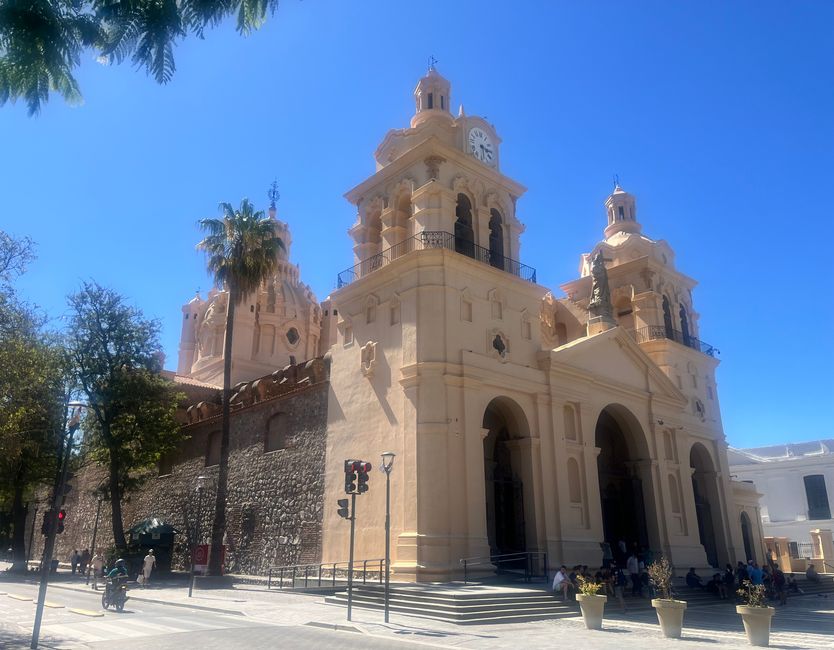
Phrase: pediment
[{"left": 549, "top": 327, "right": 686, "bottom": 403}]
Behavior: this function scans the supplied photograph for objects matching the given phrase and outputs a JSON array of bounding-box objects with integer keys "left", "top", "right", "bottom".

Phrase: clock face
[{"left": 468, "top": 128, "right": 495, "bottom": 166}]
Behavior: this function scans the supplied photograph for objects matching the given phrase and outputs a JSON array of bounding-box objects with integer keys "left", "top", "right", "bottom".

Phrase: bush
[
  {"left": 647, "top": 556, "right": 674, "bottom": 600},
  {"left": 577, "top": 575, "right": 603, "bottom": 596},
  {"left": 737, "top": 581, "right": 768, "bottom": 608}
]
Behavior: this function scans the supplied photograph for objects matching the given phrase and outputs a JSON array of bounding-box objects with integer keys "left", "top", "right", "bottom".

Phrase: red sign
[{"left": 194, "top": 544, "right": 208, "bottom": 574}]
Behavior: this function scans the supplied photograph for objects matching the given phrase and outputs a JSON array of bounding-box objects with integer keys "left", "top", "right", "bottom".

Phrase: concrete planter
[
  {"left": 576, "top": 593, "right": 607, "bottom": 630},
  {"left": 736, "top": 605, "right": 775, "bottom": 647},
  {"left": 651, "top": 598, "right": 687, "bottom": 638}
]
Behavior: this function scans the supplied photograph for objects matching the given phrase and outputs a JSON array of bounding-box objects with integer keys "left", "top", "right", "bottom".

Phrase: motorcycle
[{"left": 101, "top": 576, "right": 129, "bottom": 611}]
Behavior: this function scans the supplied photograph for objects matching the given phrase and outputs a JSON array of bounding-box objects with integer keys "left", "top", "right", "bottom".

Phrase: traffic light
[
  {"left": 356, "top": 461, "right": 372, "bottom": 494},
  {"left": 41, "top": 510, "right": 54, "bottom": 536},
  {"left": 337, "top": 498, "right": 350, "bottom": 519},
  {"left": 344, "top": 459, "right": 357, "bottom": 494},
  {"left": 56, "top": 509, "right": 66, "bottom": 534}
]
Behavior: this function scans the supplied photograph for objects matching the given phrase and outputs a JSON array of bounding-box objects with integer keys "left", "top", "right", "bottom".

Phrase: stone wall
[{"left": 28, "top": 360, "right": 329, "bottom": 576}]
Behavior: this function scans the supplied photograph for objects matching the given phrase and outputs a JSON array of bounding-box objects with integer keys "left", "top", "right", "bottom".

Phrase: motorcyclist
[{"left": 105, "top": 558, "right": 128, "bottom": 600}]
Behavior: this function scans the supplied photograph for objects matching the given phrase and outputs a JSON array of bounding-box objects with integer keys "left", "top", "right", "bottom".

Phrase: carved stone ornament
[
  {"left": 424, "top": 156, "right": 445, "bottom": 180},
  {"left": 488, "top": 329, "right": 510, "bottom": 363},
  {"left": 360, "top": 341, "right": 377, "bottom": 378}
]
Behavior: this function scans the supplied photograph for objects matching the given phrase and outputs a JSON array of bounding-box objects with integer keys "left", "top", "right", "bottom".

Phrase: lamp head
[
  {"left": 195, "top": 475, "right": 207, "bottom": 491},
  {"left": 381, "top": 451, "right": 396, "bottom": 472}
]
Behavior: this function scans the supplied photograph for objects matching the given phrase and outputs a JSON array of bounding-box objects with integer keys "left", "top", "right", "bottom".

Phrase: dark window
[
  {"left": 265, "top": 413, "right": 287, "bottom": 453},
  {"left": 286, "top": 327, "right": 299, "bottom": 345},
  {"left": 680, "top": 305, "right": 691, "bottom": 346},
  {"left": 489, "top": 209, "right": 505, "bottom": 270},
  {"left": 804, "top": 475, "right": 831, "bottom": 520},
  {"left": 454, "top": 194, "right": 475, "bottom": 258},
  {"left": 427, "top": 93, "right": 433, "bottom": 109},
  {"left": 662, "top": 296, "right": 674, "bottom": 339},
  {"left": 206, "top": 431, "right": 221, "bottom": 467},
  {"left": 618, "top": 205, "right": 624, "bottom": 220},
  {"left": 440, "top": 95, "right": 445, "bottom": 110}
]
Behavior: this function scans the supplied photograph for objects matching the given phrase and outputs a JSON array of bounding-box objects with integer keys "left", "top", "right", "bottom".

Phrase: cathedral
[{"left": 97, "top": 66, "right": 765, "bottom": 581}]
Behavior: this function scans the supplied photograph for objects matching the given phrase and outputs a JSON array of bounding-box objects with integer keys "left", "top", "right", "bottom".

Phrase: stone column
[{"left": 811, "top": 529, "right": 834, "bottom": 573}]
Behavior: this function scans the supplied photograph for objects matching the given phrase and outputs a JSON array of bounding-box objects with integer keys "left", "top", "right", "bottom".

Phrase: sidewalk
[{"left": 3, "top": 563, "right": 833, "bottom": 649}]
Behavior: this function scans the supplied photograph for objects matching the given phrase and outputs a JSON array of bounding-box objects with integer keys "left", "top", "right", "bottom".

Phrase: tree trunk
[
  {"left": 9, "top": 470, "right": 28, "bottom": 573},
  {"left": 209, "top": 293, "right": 235, "bottom": 576},
  {"left": 107, "top": 426, "right": 127, "bottom": 551}
]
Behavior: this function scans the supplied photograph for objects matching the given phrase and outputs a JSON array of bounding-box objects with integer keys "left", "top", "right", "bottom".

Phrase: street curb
[
  {"left": 305, "top": 621, "right": 363, "bottom": 633},
  {"left": 47, "top": 584, "right": 246, "bottom": 617}
]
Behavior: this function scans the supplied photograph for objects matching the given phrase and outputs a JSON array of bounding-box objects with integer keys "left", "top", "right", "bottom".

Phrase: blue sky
[{"left": 1, "top": 1, "right": 831, "bottom": 448}]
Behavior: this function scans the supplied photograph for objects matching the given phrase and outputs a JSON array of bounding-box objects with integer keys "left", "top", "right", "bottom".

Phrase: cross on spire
[
  {"left": 428, "top": 55, "right": 438, "bottom": 71},
  {"left": 268, "top": 179, "right": 280, "bottom": 210},
  {"left": 613, "top": 173, "right": 620, "bottom": 189}
]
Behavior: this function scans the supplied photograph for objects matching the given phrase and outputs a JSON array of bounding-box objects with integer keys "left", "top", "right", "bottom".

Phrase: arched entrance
[
  {"left": 595, "top": 405, "right": 657, "bottom": 562},
  {"left": 483, "top": 398, "right": 530, "bottom": 556},
  {"left": 690, "top": 443, "right": 727, "bottom": 568},
  {"left": 740, "top": 512, "right": 756, "bottom": 563}
]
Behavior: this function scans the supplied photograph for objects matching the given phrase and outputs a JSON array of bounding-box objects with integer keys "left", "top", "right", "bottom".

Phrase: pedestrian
[
  {"left": 806, "top": 564, "right": 820, "bottom": 584},
  {"left": 79, "top": 549, "right": 91, "bottom": 576},
  {"left": 723, "top": 564, "right": 736, "bottom": 593},
  {"left": 612, "top": 562, "right": 627, "bottom": 612},
  {"left": 686, "top": 567, "right": 705, "bottom": 589},
  {"left": 70, "top": 550, "right": 79, "bottom": 575},
  {"left": 748, "top": 562, "right": 763, "bottom": 585},
  {"left": 552, "top": 565, "right": 573, "bottom": 601},
  {"left": 627, "top": 550, "right": 641, "bottom": 597},
  {"left": 142, "top": 549, "right": 156, "bottom": 588},
  {"left": 773, "top": 568, "right": 787, "bottom": 606},
  {"left": 91, "top": 550, "right": 105, "bottom": 590}
]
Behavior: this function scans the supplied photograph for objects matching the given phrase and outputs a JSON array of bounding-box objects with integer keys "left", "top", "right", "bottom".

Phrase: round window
[{"left": 286, "top": 328, "right": 299, "bottom": 345}]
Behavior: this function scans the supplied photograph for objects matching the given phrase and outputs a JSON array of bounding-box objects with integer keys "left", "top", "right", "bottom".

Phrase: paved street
[{"left": 2, "top": 569, "right": 833, "bottom": 649}]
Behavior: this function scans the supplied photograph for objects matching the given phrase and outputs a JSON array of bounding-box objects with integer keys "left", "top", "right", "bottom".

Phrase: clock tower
[{"left": 322, "top": 67, "right": 546, "bottom": 580}]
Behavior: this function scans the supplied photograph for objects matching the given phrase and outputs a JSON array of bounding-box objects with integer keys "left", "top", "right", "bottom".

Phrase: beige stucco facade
[
  {"left": 318, "top": 67, "right": 760, "bottom": 581},
  {"left": 174, "top": 67, "right": 763, "bottom": 582}
]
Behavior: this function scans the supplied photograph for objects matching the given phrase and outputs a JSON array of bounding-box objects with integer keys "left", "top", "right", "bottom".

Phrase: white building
[{"left": 729, "top": 440, "right": 834, "bottom": 550}]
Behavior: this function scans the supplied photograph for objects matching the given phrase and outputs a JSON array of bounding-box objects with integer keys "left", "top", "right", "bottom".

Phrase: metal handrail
[
  {"left": 459, "top": 551, "right": 548, "bottom": 585},
  {"left": 632, "top": 325, "right": 719, "bottom": 357},
  {"left": 337, "top": 231, "right": 537, "bottom": 288},
  {"left": 267, "top": 558, "right": 385, "bottom": 590}
]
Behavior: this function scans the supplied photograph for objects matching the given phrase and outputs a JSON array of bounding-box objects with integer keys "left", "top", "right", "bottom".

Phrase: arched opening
[
  {"left": 595, "top": 405, "right": 657, "bottom": 563},
  {"left": 740, "top": 512, "right": 756, "bottom": 563},
  {"left": 455, "top": 193, "right": 475, "bottom": 258},
  {"left": 679, "top": 305, "right": 691, "bottom": 347},
  {"left": 488, "top": 209, "right": 505, "bottom": 270},
  {"left": 662, "top": 296, "right": 674, "bottom": 339},
  {"left": 483, "top": 398, "right": 531, "bottom": 557},
  {"left": 690, "top": 443, "right": 727, "bottom": 568}
]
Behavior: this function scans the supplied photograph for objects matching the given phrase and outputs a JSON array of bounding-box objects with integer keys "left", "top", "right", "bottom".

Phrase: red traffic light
[
  {"left": 353, "top": 461, "right": 372, "bottom": 473},
  {"left": 57, "top": 510, "right": 66, "bottom": 521}
]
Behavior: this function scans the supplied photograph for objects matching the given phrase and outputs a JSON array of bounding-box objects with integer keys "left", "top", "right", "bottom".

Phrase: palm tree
[{"left": 197, "top": 198, "right": 284, "bottom": 576}]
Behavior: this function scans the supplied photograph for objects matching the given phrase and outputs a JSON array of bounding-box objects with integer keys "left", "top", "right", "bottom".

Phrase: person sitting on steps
[{"left": 552, "top": 565, "right": 573, "bottom": 601}]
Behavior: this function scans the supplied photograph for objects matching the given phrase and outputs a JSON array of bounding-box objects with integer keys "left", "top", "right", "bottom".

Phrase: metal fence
[
  {"left": 337, "top": 231, "right": 537, "bottom": 287},
  {"left": 633, "top": 325, "right": 719, "bottom": 357}
]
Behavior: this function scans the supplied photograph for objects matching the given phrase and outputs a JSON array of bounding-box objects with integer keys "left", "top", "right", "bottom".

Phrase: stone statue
[{"left": 588, "top": 250, "right": 615, "bottom": 324}]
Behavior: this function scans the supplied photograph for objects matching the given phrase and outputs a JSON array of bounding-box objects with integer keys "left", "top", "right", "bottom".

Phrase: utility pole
[
  {"left": 26, "top": 504, "right": 37, "bottom": 571},
  {"left": 346, "top": 492, "right": 356, "bottom": 621},
  {"left": 85, "top": 497, "right": 103, "bottom": 585},
  {"left": 31, "top": 405, "right": 83, "bottom": 649}
]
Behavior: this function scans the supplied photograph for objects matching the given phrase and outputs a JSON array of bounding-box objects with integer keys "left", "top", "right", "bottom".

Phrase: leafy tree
[
  {"left": 66, "top": 281, "right": 184, "bottom": 550},
  {"left": 197, "top": 199, "right": 283, "bottom": 575},
  {"left": 0, "top": 0, "right": 281, "bottom": 115},
  {"left": 0, "top": 295, "right": 68, "bottom": 572}
]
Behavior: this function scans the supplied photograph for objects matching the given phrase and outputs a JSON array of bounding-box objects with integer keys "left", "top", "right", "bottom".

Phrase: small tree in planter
[
  {"left": 648, "top": 556, "right": 687, "bottom": 638},
  {"left": 575, "top": 575, "right": 607, "bottom": 630},
  {"left": 736, "top": 581, "right": 774, "bottom": 647}
]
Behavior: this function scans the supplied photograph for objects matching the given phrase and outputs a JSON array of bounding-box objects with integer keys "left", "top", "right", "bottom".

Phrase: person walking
[
  {"left": 142, "top": 549, "right": 156, "bottom": 588},
  {"left": 79, "top": 549, "right": 91, "bottom": 577},
  {"left": 70, "top": 550, "right": 80, "bottom": 575},
  {"left": 627, "top": 551, "right": 641, "bottom": 597},
  {"left": 91, "top": 550, "right": 105, "bottom": 590}
]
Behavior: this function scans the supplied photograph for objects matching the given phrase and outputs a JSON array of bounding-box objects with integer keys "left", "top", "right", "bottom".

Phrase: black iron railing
[
  {"left": 459, "top": 551, "right": 549, "bottom": 585},
  {"left": 633, "top": 325, "right": 719, "bottom": 357},
  {"left": 337, "top": 231, "right": 537, "bottom": 288},
  {"left": 266, "top": 558, "right": 385, "bottom": 590}
]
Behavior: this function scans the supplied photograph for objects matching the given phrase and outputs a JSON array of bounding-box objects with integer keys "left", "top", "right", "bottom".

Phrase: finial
[
  {"left": 458, "top": 104, "right": 465, "bottom": 117},
  {"left": 428, "top": 55, "right": 438, "bottom": 72},
  {"left": 268, "top": 179, "right": 280, "bottom": 211}
]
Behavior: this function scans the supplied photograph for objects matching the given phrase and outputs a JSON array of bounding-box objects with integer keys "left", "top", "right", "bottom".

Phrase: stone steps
[{"left": 325, "top": 584, "right": 577, "bottom": 624}]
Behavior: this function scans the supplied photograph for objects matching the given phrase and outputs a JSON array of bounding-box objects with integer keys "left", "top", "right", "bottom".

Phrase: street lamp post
[
  {"left": 188, "top": 476, "right": 207, "bottom": 598},
  {"left": 26, "top": 503, "right": 37, "bottom": 571},
  {"left": 31, "top": 403, "right": 85, "bottom": 649},
  {"left": 380, "top": 451, "right": 396, "bottom": 623},
  {"left": 85, "top": 496, "right": 104, "bottom": 585}
]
